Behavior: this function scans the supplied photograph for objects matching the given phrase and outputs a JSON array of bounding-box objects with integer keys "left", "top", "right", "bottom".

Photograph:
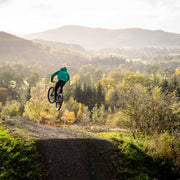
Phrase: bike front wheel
[{"left": 48, "top": 87, "right": 55, "bottom": 103}]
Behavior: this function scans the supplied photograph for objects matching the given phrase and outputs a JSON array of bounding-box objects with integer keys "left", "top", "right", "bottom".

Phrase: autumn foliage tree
[
  {"left": 120, "top": 86, "right": 180, "bottom": 135},
  {"left": 23, "top": 80, "right": 51, "bottom": 123}
]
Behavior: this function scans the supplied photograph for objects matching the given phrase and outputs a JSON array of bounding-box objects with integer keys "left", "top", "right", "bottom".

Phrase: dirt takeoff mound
[{"left": 2, "top": 119, "right": 115, "bottom": 180}]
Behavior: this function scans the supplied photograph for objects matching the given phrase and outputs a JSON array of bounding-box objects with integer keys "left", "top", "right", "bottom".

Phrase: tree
[
  {"left": 80, "top": 64, "right": 94, "bottom": 74},
  {"left": 98, "top": 104, "right": 106, "bottom": 125},
  {"left": 123, "top": 86, "right": 179, "bottom": 135},
  {"left": 0, "top": 70, "right": 14, "bottom": 88},
  {"left": 26, "top": 72, "right": 40, "bottom": 87},
  {"left": 23, "top": 80, "right": 49, "bottom": 123},
  {"left": 61, "top": 110, "right": 76, "bottom": 124},
  {"left": 107, "top": 88, "right": 119, "bottom": 109},
  {"left": 107, "top": 70, "right": 124, "bottom": 84},
  {"left": 158, "top": 67, "right": 175, "bottom": 78},
  {"left": 76, "top": 103, "right": 85, "bottom": 122},
  {"left": 91, "top": 104, "right": 106, "bottom": 125},
  {"left": 81, "top": 106, "right": 90, "bottom": 126},
  {"left": 0, "top": 87, "right": 10, "bottom": 104},
  {"left": 84, "top": 84, "right": 96, "bottom": 110},
  {"left": 159, "top": 79, "right": 169, "bottom": 92},
  {"left": 92, "top": 69, "right": 103, "bottom": 83},
  {"left": 1, "top": 100, "right": 21, "bottom": 119},
  {"left": 175, "top": 68, "right": 180, "bottom": 85},
  {"left": 92, "top": 104, "right": 99, "bottom": 123},
  {"left": 145, "top": 65, "right": 159, "bottom": 77},
  {"left": 13, "top": 63, "right": 30, "bottom": 77},
  {"left": 14, "top": 72, "right": 24, "bottom": 90},
  {"left": 80, "top": 72, "right": 92, "bottom": 84},
  {"left": 73, "top": 83, "right": 97, "bottom": 111},
  {"left": 96, "top": 78, "right": 116, "bottom": 92},
  {"left": 73, "top": 83, "right": 83, "bottom": 102},
  {"left": 63, "top": 82, "right": 72, "bottom": 101},
  {"left": 72, "top": 74, "right": 80, "bottom": 84},
  {"left": 169, "top": 75, "right": 180, "bottom": 96},
  {"left": 96, "top": 83, "right": 105, "bottom": 108},
  {"left": 122, "top": 73, "right": 146, "bottom": 86}
]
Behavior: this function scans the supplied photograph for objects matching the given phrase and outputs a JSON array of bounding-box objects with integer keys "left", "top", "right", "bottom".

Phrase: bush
[
  {"left": 141, "top": 132, "right": 180, "bottom": 172},
  {"left": 0, "top": 126, "right": 40, "bottom": 179},
  {"left": 121, "top": 86, "right": 180, "bottom": 135},
  {"left": 1, "top": 100, "right": 21, "bottom": 119},
  {"left": 97, "top": 132, "right": 180, "bottom": 180}
]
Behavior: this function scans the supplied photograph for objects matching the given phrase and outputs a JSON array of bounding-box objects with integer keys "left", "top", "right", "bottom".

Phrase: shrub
[
  {"left": 141, "top": 132, "right": 180, "bottom": 172},
  {"left": 0, "top": 126, "right": 40, "bottom": 179},
  {"left": 97, "top": 132, "right": 180, "bottom": 180},
  {"left": 1, "top": 100, "right": 21, "bottom": 119},
  {"left": 122, "top": 86, "right": 180, "bottom": 135}
]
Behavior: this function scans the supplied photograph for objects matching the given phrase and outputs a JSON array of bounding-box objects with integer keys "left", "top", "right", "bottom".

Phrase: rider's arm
[{"left": 51, "top": 71, "right": 59, "bottom": 82}]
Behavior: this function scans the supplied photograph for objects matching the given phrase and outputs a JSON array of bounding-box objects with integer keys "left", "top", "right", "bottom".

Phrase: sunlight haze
[
  {"left": 0, "top": 0, "right": 180, "bottom": 35},
  {"left": 0, "top": 1, "right": 180, "bottom": 179}
]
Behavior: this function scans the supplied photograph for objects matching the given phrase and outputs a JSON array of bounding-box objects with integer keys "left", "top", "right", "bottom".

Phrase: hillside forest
[{"left": 0, "top": 31, "right": 180, "bottom": 179}]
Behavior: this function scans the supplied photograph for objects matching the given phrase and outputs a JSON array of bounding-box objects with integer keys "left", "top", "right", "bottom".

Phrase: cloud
[
  {"left": 143, "top": 0, "right": 180, "bottom": 9},
  {"left": 0, "top": 0, "right": 180, "bottom": 34},
  {"left": 0, "top": 0, "right": 10, "bottom": 8},
  {"left": 0, "top": 0, "right": 9, "bottom": 4},
  {"left": 30, "top": 0, "right": 52, "bottom": 9}
]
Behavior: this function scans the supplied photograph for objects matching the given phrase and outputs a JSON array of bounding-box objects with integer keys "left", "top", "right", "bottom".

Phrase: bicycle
[{"left": 47, "top": 81, "right": 63, "bottom": 111}]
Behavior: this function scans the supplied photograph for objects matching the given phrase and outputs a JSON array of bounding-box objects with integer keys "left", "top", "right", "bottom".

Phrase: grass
[
  {"left": 96, "top": 131, "right": 180, "bottom": 180},
  {"left": 0, "top": 125, "right": 40, "bottom": 179}
]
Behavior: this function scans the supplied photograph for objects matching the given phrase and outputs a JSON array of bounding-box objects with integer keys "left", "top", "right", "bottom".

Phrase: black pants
[{"left": 55, "top": 80, "right": 66, "bottom": 100}]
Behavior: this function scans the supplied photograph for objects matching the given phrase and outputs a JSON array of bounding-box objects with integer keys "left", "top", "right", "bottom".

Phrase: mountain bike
[{"left": 47, "top": 82, "right": 63, "bottom": 111}]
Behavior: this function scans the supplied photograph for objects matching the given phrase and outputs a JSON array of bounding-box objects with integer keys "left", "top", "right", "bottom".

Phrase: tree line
[{"left": 0, "top": 62, "right": 179, "bottom": 136}]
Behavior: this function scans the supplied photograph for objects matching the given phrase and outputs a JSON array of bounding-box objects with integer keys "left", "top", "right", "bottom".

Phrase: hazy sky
[{"left": 0, "top": 0, "right": 180, "bottom": 35}]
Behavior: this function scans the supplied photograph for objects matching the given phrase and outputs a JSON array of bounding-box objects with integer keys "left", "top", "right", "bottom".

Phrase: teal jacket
[{"left": 51, "top": 67, "right": 70, "bottom": 82}]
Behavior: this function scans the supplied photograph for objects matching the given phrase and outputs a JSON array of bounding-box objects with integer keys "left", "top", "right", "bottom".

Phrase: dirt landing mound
[{"left": 2, "top": 119, "right": 114, "bottom": 180}]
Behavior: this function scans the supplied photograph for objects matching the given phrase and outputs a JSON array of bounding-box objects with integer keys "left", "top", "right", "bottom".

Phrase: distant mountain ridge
[{"left": 24, "top": 25, "right": 180, "bottom": 49}]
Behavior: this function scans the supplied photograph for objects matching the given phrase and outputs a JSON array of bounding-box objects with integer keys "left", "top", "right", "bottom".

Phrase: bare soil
[{"left": 2, "top": 119, "right": 115, "bottom": 180}]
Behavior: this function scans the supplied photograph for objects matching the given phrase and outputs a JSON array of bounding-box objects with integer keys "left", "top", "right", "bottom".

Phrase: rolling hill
[
  {"left": 33, "top": 39, "right": 85, "bottom": 53},
  {"left": 0, "top": 31, "right": 88, "bottom": 67},
  {"left": 0, "top": 31, "right": 33, "bottom": 54},
  {"left": 24, "top": 25, "right": 180, "bottom": 49}
]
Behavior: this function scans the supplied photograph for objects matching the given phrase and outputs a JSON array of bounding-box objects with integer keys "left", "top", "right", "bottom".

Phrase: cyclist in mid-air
[{"left": 51, "top": 67, "right": 70, "bottom": 102}]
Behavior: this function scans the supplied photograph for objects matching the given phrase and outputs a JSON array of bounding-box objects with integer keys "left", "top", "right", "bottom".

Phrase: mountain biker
[{"left": 51, "top": 67, "right": 70, "bottom": 101}]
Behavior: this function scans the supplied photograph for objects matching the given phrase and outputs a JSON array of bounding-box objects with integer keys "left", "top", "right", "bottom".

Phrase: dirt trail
[{"left": 2, "top": 119, "right": 115, "bottom": 180}]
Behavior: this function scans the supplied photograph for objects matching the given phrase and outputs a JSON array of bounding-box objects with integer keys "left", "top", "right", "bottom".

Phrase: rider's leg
[
  {"left": 54, "top": 81, "right": 61, "bottom": 100},
  {"left": 59, "top": 81, "right": 66, "bottom": 94}
]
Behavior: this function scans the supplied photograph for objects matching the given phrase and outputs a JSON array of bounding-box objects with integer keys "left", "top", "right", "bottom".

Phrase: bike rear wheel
[
  {"left": 48, "top": 87, "right": 55, "bottom": 103},
  {"left": 56, "top": 94, "right": 63, "bottom": 111}
]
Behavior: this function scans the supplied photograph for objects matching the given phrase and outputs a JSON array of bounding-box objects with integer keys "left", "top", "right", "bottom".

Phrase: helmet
[{"left": 64, "top": 67, "right": 67, "bottom": 71}]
